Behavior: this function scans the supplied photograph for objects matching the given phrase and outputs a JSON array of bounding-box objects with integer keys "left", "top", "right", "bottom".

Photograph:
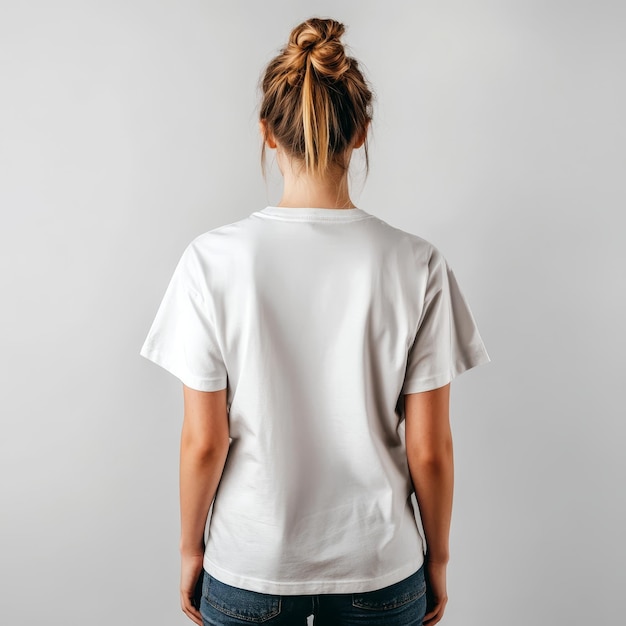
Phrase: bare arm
[
  {"left": 179, "top": 384, "right": 230, "bottom": 555},
  {"left": 405, "top": 382, "right": 452, "bottom": 625},
  {"left": 178, "top": 384, "right": 230, "bottom": 625}
]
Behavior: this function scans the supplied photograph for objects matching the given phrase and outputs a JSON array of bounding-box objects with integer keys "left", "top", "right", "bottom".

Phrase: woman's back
[{"left": 140, "top": 203, "right": 490, "bottom": 594}]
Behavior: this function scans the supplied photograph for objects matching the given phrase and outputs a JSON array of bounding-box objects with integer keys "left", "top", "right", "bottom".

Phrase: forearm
[
  {"left": 179, "top": 440, "right": 229, "bottom": 556},
  {"left": 408, "top": 449, "right": 454, "bottom": 563}
]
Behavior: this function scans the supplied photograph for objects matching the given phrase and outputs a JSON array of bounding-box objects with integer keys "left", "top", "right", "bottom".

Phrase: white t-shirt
[{"left": 139, "top": 205, "right": 491, "bottom": 595}]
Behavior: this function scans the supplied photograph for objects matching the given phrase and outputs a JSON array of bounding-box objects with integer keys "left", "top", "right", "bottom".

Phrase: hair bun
[
  {"left": 284, "top": 18, "right": 351, "bottom": 83},
  {"left": 290, "top": 17, "right": 345, "bottom": 50}
]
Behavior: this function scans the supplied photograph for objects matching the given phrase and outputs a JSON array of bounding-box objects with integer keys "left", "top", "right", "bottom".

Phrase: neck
[{"left": 276, "top": 163, "right": 356, "bottom": 209}]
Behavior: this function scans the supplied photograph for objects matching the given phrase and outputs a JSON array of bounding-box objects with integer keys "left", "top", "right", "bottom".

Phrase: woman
[{"left": 140, "top": 17, "right": 490, "bottom": 626}]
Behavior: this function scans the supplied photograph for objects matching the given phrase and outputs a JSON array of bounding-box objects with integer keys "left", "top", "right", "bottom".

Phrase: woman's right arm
[{"left": 405, "top": 382, "right": 452, "bottom": 625}]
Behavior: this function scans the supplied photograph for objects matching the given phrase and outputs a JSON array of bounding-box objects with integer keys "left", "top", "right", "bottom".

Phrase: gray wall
[{"left": 1, "top": 1, "right": 623, "bottom": 624}]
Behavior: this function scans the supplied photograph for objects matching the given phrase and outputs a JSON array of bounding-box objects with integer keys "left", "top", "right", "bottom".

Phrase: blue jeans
[{"left": 200, "top": 565, "right": 427, "bottom": 625}]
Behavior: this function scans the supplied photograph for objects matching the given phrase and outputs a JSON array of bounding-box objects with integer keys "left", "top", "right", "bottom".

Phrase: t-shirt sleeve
[
  {"left": 139, "top": 241, "right": 228, "bottom": 392},
  {"left": 401, "top": 246, "right": 491, "bottom": 394}
]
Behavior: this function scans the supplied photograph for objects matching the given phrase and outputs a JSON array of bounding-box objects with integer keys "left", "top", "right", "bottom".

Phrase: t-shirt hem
[
  {"left": 202, "top": 554, "right": 425, "bottom": 595},
  {"left": 139, "top": 345, "right": 227, "bottom": 392}
]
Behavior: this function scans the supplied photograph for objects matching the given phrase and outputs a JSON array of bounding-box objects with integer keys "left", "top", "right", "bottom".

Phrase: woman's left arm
[{"left": 179, "top": 384, "right": 230, "bottom": 624}]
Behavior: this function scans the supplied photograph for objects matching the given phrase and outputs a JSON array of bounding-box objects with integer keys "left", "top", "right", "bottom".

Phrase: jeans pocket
[
  {"left": 352, "top": 566, "right": 426, "bottom": 611},
  {"left": 203, "top": 573, "right": 282, "bottom": 623}
]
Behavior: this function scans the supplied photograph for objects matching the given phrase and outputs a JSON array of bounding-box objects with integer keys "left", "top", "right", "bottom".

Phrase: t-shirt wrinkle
[{"left": 139, "top": 204, "right": 491, "bottom": 594}]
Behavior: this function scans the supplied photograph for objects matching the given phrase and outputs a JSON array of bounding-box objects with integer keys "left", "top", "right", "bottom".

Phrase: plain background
[{"left": 1, "top": 1, "right": 624, "bottom": 624}]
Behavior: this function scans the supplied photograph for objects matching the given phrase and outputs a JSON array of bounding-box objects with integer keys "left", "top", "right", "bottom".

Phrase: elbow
[
  {"left": 181, "top": 432, "right": 230, "bottom": 458},
  {"left": 407, "top": 438, "right": 453, "bottom": 466}
]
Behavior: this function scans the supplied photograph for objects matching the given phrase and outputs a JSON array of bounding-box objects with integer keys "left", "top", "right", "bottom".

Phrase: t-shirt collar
[{"left": 256, "top": 206, "right": 371, "bottom": 222}]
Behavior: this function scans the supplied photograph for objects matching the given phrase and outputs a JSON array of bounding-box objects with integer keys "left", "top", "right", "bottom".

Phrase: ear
[
  {"left": 259, "top": 119, "right": 277, "bottom": 149},
  {"left": 352, "top": 121, "right": 370, "bottom": 150}
]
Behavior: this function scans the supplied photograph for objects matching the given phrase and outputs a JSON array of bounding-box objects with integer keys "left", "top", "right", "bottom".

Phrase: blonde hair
[{"left": 259, "top": 17, "right": 374, "bottom": 180}]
